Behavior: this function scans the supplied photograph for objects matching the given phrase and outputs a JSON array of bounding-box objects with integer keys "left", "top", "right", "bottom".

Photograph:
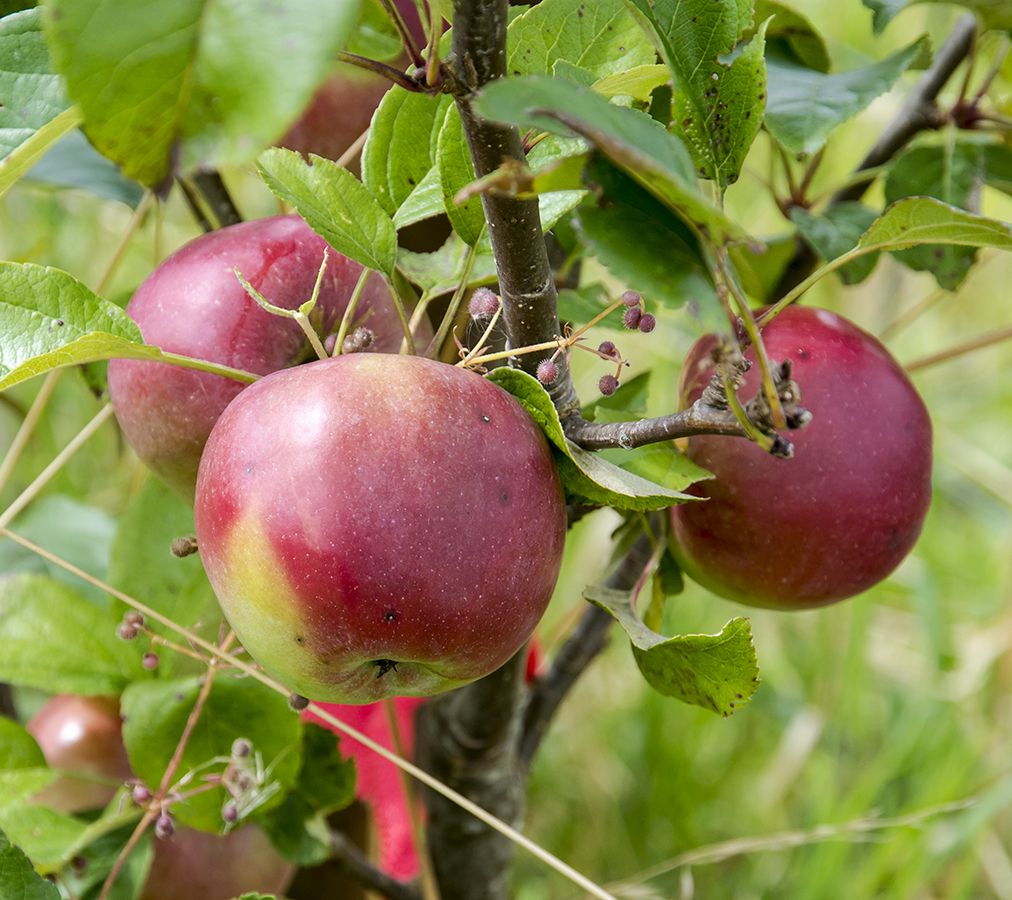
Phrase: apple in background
[
  {"left": 280, "top": 0, "right": 433, "bottom": 164},
  {"left": 194, "top": 354, "right": 566, "bottom": 704},
  {"left": 27, "top": 694, "right": 132, "bottom": 813},
  {"left": 108, "top": 215, "right": 424, "bottom": 500},
  {"left": 139, "top": 825, "right": 294, "bottom": 900},
  {"left": 27, "top": 694, "right": 294, "bottom": 899},
  {"left": 671, "top": 305, "right": 932, "bottom": 610},
  {"left": 279, "top": 63, "right": 391, "bottom": 165}
]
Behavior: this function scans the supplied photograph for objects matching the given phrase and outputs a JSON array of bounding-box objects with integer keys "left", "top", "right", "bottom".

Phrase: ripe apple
[
  {"left": 108, "top": 215, "right": 419, "bottom": 499},
  {"left": 194, "top": 354, "right": 566, "bottom": 704},
  {"left": 27, "top": 694, "right": 132, "bottom": 813},
  {"left": 671, "top": 305, "right": 932, "bottom": 609},
  {"left": 139, "top": 825, "right": 294, "bottom": 900}
]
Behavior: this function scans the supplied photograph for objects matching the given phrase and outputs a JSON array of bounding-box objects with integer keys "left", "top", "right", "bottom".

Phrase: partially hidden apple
[
  {"left": 27, "top": 694, "right": 132, "bottom": 813},
  {"left": 194, "top": 354, "right": 566, "bottom": 703},
  {"left": 671, "top": 305, "right": 932, "bottom": 610},
  {"left": 27, "top": 694, "right": 294, "bottom": 899},
  {"left": 109, "top": 215, "right": 421, "bottom": 499},
  {"left": 139, "top": 826, "right": 294, "bottom": 900}
]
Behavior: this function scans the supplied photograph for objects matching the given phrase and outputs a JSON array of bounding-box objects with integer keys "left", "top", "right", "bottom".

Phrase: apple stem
[{"left": 385, "top": 274, "right": 418, "bottom": 355}]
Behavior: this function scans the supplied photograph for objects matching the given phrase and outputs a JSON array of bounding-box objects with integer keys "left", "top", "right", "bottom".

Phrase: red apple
[
  {"left": 279, "top": 64, "right": 391, "bottom": 165},
  {"left": 671, "top": 305, "right": 932, "bottom": 609},
  {"left": 194, "top": 354, "right": 566, "bottom": 703},
  {"left": 27, "top": 695, "right": 132, "bottom": 813},
  {"left": 139, "top": 825, "right": 294, "bottom": 900},
  {"left": 108, "top": 215, "right": 421, "bottom": 499}
]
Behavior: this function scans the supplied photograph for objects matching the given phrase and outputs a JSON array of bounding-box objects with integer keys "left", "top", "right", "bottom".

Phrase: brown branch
[
  {"left": 416, "top": 650, "right": 528, "bottom": 900},
  {"left": 564, "top": 363, "right": 810, "bottom": 456},
  {"left": 774, "top": 15, "right": 978, "bottom": 297},
  {"left": 448, "top": 0, "right": 580, "bottom": 416},
  {"left": 329, "top": 828, "right": 422, "bottom": 900},
  {"left": 518, "top": 533, "right": 653, "bottom": 767},
  {"left": 336, "top": 51, "right": 432, "bottom": 92}
]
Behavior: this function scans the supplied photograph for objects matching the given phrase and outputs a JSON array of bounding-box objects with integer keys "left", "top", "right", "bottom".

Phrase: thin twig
[
  {"left": 0, "top": 404, "right": 115, "bottom": 529},
  {"left": 0, "top": 370, "right": 62, "bottom": 497},
  {"left": 905, "top": 324, "right": 1012, "bottom": 372},
  {"left": 337, "top": 51, "right": 428, "bottom": 92}
]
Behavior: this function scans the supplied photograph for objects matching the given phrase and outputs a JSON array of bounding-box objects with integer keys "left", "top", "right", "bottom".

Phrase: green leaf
[
  {"left": 575, "top": 160, "right": 722, "bottom": 331},
  {"left": 753, "top": 0, "right": 829, "bottom": 71},
  {"left": 437, "top": 108, "right": 486, "bottom": 246},
  {"left": 765, "top": 37, "right": 929, "bottom": 157},
  {"left": 729, "top": 232, "right": 798, "bottom": 301},
  {"left": 0, "top": 827, "right": 61, "bottom": 900},
  {"left": 346, "top": 0, "right": 403, "bottom": 60},
  {"left": 0, "top": 805, "right": 88, "bottom": 869},
  {"left": 626, "top": 0, "right": 768, "bottom": 186},
  {"left": 507, "top": 0, "right": 654, "bottom": 79},
  {"left": 0, "top": 261, "right": 157, "bottom": 392},
  {"left": 863, "top": 0, "right": 1011, "bottom": 33},
  {"left": 121, "top": 674, "right": 301, "bottom": 832},
  {"left": 585, "top": 585, "right": 760, "bottom": 715},
  {"left": 856, "top": 197, "right": 1012, "bottom": 254},
  {"left": 58, "top": 824, "right": 152, "bottom": 900},
  {"left": 598, "top": 443, "right": 713, "bottom": 494},
  {"left": 363, "top": 90, "right": 449, "bottom": 217},
  {"left": 392, "top": 165, "right": 444, "bottom": 229},
  {"left": 883, "top": 141, "right": 990, "bottom": 289},
  {"left": 0, "top": 495, "right": 116, "bottom": 604},
  {"left": 981, "top": 143, "right": 1012, "bottom": 196},
  {"left": 44, "top": 0, "right": 361, "bottom": 187},
  {"left": 24, "top": 129, "right": 145, "bottom": 207},
  {"left": 262, "top": 724, "right": 356, "bottom": 866},
  {"left": 0, "top": 719, "right": 45, "bottom": 772},
  {"left": 397, "top": 234, "right": 498, "bottom": 301},
  {"left": 257, "top": 148, "right": 397, "bottom": 278},
  {"left": 487, "top": 367, "right": 697, "bottom": 510},
  {"left": 592, "top": 65, "right": 671, "bottom": 102},
  {"left": 0, "top": 8, "right": 77, "bottom": 198},
  {"left": 0, "top": 574, "right": 146, "bottom": 694},
  {"left": 557, "top": 283, "right": 612, "bottom": 326},
  {"left": 790, "top": 202, "right": 881, "bottom": 285},
  {"left": 475, "top": 75, "right": 745, "bottom": 243},
  {"left": 107, "top": 478, "right": 219, "bottom": 662},
  {"left": 582, "top": 369, "right": 651, "bottom": 422}
]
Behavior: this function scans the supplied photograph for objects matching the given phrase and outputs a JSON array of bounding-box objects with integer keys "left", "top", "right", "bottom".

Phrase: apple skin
[
  {"left": 27, "top": 695, "right": 133, "bottom": 813},
  {"left": 670, "top": 305, "right": 932, "bottom": 610},
  {"left": 194, "top": 354, "right": 566, "bottom": 704},
  {"left": 139, "top": 825, "right": 294, "bottom": 900},
  {"left": 108, "top": 215, "right": 416, "bottom": 499}
]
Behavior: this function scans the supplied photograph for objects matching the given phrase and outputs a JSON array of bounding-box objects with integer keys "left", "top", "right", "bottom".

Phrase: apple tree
[{"left": 0, "top": 0, "right": 1010, "bottom": 898}]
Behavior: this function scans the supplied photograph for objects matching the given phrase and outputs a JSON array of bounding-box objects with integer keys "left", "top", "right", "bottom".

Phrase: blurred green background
[{"left": 1, "top": 1, "right": 1011, "bottom": 898}]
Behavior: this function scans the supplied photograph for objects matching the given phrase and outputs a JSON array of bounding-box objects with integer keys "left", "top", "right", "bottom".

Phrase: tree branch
[
  {"left": 773, "top": 15, "right": 977, "bottom": 296},
  {"left": 328, "top": 828, "right": 421, "bottom": 900},
  {"left": 564, "top": 363, "right": 810, "bottom": 455},
  {"left": 448, "top": 0, "right": 580, "bottom": 416},
  {"left": 519, "top": 533, "right": 653, "bottom": 767},
  {"left": 193, "top": 171, "right": 243, "bottom": 228},
  {"left": 416, "top": 650, "right": 528, "bottom": 900}
]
